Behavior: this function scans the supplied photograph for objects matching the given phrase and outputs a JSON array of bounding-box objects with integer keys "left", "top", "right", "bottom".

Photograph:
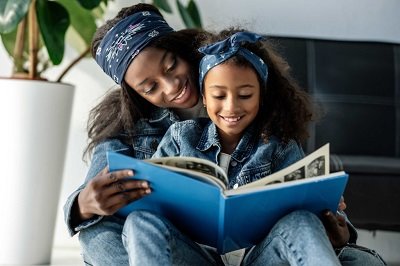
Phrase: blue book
[{"left": 107, "top": 144, "right": 348, "bottom": 254}]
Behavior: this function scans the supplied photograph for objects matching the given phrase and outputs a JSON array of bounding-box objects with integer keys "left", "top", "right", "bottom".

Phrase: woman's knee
[{"left": 78, "top": 216, "right": 128, "bottom": 265}]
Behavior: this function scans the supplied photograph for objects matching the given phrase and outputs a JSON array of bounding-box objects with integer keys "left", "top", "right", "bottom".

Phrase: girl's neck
[{"left": 218, "top": 130, "right": 241, "bottom": 154}]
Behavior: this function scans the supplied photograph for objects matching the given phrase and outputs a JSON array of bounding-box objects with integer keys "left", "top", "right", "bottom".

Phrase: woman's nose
[{"left": 162, "top": 76, "right": 179, "bottom": 95}]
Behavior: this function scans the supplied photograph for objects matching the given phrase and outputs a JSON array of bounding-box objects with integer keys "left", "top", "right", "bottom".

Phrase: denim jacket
[
  {"left": 63, "top": 108, "right": 179, "bottom": 236},
  {"left": 153, "top": 118, "right": 305, "bottom": 189}
]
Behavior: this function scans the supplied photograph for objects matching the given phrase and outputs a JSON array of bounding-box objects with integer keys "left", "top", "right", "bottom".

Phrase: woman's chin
[{"left": 174, "top": 85, "right": 199, "bottom": 108}]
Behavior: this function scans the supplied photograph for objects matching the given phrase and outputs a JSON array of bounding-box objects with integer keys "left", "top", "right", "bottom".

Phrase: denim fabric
[
  {"left": 121, "top": 210, "right": 342, "bottom": 266},
  {"left": 128, "top": 108, "right": 180, "bottom": 160},
  {"left": 63, "top": 108, "right": 179, "bottom": 236},
  {"left": 152, "top": 118, "right": 305, "bottom": 188},
  {"left": 78, "top": 210, "right": 386, "bottom": 266},
  {"left": 336, "top": 243, "right": 387, "bottom": 266},
  {"left": 79, "top": 215, "right": 129, "bottom": 266}
]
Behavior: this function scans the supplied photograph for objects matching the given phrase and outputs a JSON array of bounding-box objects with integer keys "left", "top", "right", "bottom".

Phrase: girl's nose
[{"left": 224, "top": 96, "right": 240, "bottom": 112}]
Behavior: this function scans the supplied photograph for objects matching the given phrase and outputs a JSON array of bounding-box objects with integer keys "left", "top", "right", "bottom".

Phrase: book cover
[{"left": 107, "top": 145, "right": 348, "bottom": 254}]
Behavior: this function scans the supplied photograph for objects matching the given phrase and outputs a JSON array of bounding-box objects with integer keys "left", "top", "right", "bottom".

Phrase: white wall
[
  {"left": 1, "top": 0, "right": 399, "bottom": 261},
  {"left": 197, "top": 0, "right": 400, "bottom": 43}
]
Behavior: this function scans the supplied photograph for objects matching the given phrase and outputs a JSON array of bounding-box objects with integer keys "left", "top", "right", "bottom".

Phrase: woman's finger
[{"left": 102, "top": 188, "right": 152, "bottom": 215}]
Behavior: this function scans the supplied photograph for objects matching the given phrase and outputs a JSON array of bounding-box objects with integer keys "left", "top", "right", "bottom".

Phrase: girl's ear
[{"left": 202, "top": 94, "right": 207, "bottom": 107}]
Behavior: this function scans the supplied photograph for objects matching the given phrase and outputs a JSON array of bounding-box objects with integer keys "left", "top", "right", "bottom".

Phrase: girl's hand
[
  {"left": 321, "top": 210, "right": 350, "bottom": 248},
  {"left": 77, "top": 167, "right": 151, "bottom": 220},
  {"left": 338, "top": 196, "right": 347, "bottom": 211}
]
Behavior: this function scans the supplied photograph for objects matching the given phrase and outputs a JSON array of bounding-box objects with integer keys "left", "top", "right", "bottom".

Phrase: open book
[{"left": 107, "top": 144, "right": 348, "bottom": 254}]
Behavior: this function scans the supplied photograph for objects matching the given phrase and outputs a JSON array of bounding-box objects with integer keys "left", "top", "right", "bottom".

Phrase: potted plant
[
  {"left": 0, "top": 0, "right": 109, "bottom": 264},
  {"left": 0, "top": 0, "right": 201, "bottom": 264}
]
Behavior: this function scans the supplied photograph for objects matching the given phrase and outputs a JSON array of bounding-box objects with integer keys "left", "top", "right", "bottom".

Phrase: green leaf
[
  {"left": 0, "top": 28, "right": 19, "bottom": 58},
  {"left": 76, "top": 0, "right": 101, "bottom": 10},
  {"left": 176, "top": 0, "right": 196, "bottom": 29},
  {"left": 57, "top": 0, "right": 97, "bottom": 48},
  {"left": 36, "top": 0, "right": 70, "bottom": 65},
  {"left": 187, "top": 0, "right": 202, "bottom": 28},
  {"left": 153, "top": 0, "right": 172, "bottom": 13},
  {"left": 0, "top": 0, "right": 30, "bottom": 33}
]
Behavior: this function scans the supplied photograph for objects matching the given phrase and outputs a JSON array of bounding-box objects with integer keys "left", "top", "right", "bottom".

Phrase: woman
[{"left": 64, "top": 4, "right": 208, "bottom": 265}]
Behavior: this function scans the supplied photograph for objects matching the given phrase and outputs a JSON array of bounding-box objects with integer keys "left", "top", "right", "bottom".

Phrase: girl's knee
[{"left": 124, "top": 210, "right": 168, "bottom": 235}]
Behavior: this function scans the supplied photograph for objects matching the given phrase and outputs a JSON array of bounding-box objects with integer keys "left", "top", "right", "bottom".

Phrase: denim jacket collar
[
  {"left": 147, "top": 107, "right": 180, "bottom": 123},
  {"left": 197, "top": 121, "right": 257, "bottom": 163}
]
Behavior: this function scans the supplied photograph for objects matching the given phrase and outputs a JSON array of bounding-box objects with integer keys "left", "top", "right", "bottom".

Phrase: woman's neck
[{"left": 172, "top": 98, "right": 207, "bottom": 120}]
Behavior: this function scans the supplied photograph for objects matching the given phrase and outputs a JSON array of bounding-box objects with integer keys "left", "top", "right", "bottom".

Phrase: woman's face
[
  {"left": 202, "top": 62, "right": 260, "bottom": 145},
  {"left": 124, "top": 47, "right": 199, "bottom": 109}
]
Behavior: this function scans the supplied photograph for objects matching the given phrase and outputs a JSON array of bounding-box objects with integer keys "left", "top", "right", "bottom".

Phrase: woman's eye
[
  {"left": 166, "top": 56, "right": 177, "bottom": 73},
  {"left": 144, "top": 84, "right": 157, "bottom": 95}
]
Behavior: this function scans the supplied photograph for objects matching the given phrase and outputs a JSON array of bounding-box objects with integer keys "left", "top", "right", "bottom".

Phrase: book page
[
  {"left": 147, "top": 156, "right": 229, "bottom": 189},
  {"left": 233, "top": 143, "right": 330, "bottom": 191}
]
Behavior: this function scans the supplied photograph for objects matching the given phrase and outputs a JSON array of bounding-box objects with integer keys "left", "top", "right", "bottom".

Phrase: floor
[
  {"left": 47, "top": 229, "right": 400, "bottom": 266},
  {"left": 50, "top": 245, "right": 83, "bottom": 266}
]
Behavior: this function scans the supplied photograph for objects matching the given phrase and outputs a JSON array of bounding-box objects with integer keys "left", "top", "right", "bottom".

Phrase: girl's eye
[
  {"left": 166, "top": 56, "right": 177, "bottom": 73},
  {"left": 239, "top": 95, "right": 252, "bottom": 99},
  {"left": 212, "top": 96, "right": 225, "bottom": 100}
]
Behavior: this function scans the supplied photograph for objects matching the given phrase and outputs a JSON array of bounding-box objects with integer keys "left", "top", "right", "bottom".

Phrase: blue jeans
[{"left": 78, "top": 210, "right": 386, "bottom": 266}]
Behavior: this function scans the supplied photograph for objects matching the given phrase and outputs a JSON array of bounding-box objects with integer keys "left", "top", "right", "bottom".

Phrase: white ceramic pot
[{"left": 0, "top": 79, "right": 75, "bottom": 265}]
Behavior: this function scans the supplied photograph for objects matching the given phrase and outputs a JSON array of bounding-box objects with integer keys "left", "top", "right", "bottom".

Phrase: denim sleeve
[
  {"left": 152, "top": 124, "right": 180, "bottom": 158},
  {"left": 63, "top": 139, "right": 131, "bottom": 236}
]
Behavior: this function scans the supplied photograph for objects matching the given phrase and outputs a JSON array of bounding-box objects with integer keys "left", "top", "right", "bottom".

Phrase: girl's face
[
  {"left": 202, "top": 62, "right": 260, "bottom": 145},
  {"left": 124, "top": 47, "right": 199, "bottom": 109}
]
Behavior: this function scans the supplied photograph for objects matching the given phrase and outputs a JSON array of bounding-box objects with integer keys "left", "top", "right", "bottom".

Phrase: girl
[{"left": 127, "top": 29, "right": 385, "bottom": 265}]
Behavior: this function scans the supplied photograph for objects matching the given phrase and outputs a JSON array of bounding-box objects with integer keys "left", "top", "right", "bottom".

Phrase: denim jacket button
[{"left": 231, "top": 161, "right": 237, "bottom": 166}]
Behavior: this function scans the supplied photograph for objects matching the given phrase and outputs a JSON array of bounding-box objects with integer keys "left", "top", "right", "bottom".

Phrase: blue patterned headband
[
  {"left": 198, "top": 31, "right": 268, "bottom": 93},
  {"left": 95, "top": 11, "right": 174, "bottom": 84}
]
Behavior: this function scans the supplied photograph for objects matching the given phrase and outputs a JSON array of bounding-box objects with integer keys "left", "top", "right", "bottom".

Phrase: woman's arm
[{"left": 64, "top": 139, "right": 150, "bottom": 235}]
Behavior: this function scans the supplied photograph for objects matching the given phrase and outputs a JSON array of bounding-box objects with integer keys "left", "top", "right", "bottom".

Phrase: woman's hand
[
  {"left": 77, "top": 167, "right": 151, "bottom": 220},
  {"left": 321, "top": 196, "right": 350, "bottom": 248}
]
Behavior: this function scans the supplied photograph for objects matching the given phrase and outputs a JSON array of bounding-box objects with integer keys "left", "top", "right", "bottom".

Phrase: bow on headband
[
  {"left": 95, "top": 11, "right": 174, "bottom": 84},
  {"left": 198, "top": 31, "right": 268, "bottom": 92}
]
